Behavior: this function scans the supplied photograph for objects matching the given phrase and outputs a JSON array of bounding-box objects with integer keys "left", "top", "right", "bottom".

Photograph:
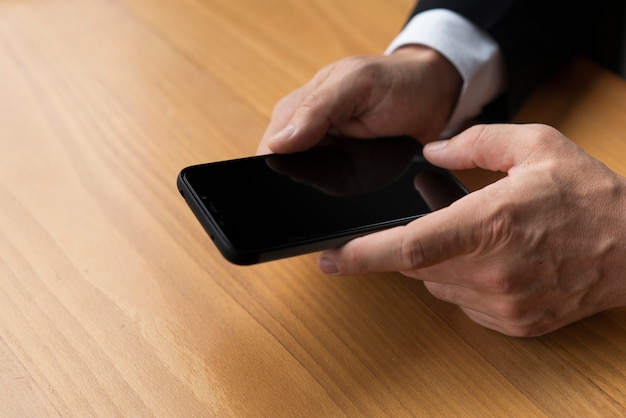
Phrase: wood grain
[{"left": 1, "top": 0, "right": 625, "bottom": 416}]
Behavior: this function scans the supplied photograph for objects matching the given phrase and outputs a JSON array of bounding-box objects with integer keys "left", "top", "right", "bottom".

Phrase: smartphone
[{"left": 177, "top": 136, "right": 468, "bottom": 265}]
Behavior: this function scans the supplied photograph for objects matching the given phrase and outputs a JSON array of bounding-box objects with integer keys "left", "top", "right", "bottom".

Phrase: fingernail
[
  {"left": 318, "top": 254, "right": 339, "bottom": 275},
  {"left": 270, "top": 124, "right": 296, "bottom": 142},
  {"left": 424, "top": 140, "right": 449, "bottom": 152}
]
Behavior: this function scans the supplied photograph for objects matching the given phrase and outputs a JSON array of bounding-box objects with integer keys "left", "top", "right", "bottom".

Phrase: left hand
[
  {"left": 318, "top": 124, "right": 626, "bottom": 337},
  {"left": 257, "top": 46, "right": 462, "bottom": 155}
]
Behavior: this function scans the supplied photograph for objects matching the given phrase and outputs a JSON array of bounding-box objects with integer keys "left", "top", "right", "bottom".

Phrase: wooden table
[{"left": 2, "top": 0, "right": 625, "bottom": 416}]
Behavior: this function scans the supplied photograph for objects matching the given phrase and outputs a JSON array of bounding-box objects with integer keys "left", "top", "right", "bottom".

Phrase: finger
[
  {"left": 423, "top": 281, "right": 521, "bottom": 330},
  {"left": 318, "top": 194, "right": 485, "bottom": 275},
  {"left": 423, "top": 280, "right": 524, "bottom": 319},
  {"left": 458, "top": 306, "right": 549, "bottom": 337},
  {"left": 266, "top": 66, "right": 369, "bottom": 154},
  {"left": 267, "top": 89, "right": 353, "bottom": 154},
  {"left": 425, "top": 282, "right": 553, "bottom": 337},
  {"left": 257, "top": 87, "right": 310, "bottom": 155},
  {"left": 457, "top": 306, "right": 516, "bottom": 335},
  {"left": 424, "top": 280, "right": 484, "bottom": 307},
  {"left": 423, "top": 123, "right": 558, "bottom": 173}
]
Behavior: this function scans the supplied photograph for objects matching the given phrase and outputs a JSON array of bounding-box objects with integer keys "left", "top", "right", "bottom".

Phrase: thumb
[
  {"left": 423, "top": 124, "right": 542, "bottom": 173},
  {"left": 318, "top": 193, "right": 487, "bottom": 276}
]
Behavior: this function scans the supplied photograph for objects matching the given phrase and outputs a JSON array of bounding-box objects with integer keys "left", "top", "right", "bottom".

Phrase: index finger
[
  {"left": 257, "top": 85, "right": 310, "bottom": 155},
  {"left": 266, "top": 82, "right": 357, "bottom": 154}
]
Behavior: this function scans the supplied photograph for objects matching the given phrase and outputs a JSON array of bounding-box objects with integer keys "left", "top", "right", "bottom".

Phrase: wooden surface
[{"left": 1, "top": 0, "right": 626, "bottom": 416}]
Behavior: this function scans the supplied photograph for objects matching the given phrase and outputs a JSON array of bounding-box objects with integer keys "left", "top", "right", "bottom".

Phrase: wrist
[
  {"left": 386, "top": 10, "right": 505, "bottom": 137},
  {"left": 391, "top": 45, "right": 463, "bottom": 140}
]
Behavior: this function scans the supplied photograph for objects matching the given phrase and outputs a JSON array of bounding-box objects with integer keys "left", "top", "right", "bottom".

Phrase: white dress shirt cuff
[{"left": 385, "top": 9, "right": 506, "bottom": 137}]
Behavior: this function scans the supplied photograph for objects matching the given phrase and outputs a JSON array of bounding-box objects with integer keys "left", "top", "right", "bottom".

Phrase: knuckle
[
  {"left": 271, "top": 95, "right": 291, "bottom": 116},
  {"left": 522, "top": 123, "right": 564, "bottom": 151},
  {"left": 339, "top": 56, "right": 381, "bottom": 87},
  {"left": 463, "top": 124, "right": 492, "bottom": 149},
  {"left": 467, "top": 124, "right": 491, "bottom": 141},
  {"left": 492, "top": 298, "right": 529, "bottom": 321},
  {"left": 502, "top": 315, "right": 552, "bottom": 337},
  {"left": 400, "top": 233, "right": 427, "bottom": 270},
  {"left": 488, "top": 297, "right": 551, "bottom": 337},
  {"left": 524, "top": 123, "right": 554, "bottom": 137},
  {"left": 463, "top": 303, "right": 544, "bottom": 338},
  {"left": 349, "top": 252, "right": 371, "bottom": 273},
  {"left": 339, "top": 238, "right": 374, "bottom": 274},
  {"left": 483, "top": 272, "right": 516, "bottom": 294},
  {"left": 501, "top": 324, "right": 541, "bottom": 338},
  {"left": 481, "top": 204, "right": 515, "bottom": 250},
  {"left": 297, "top": 89, "right": 334, "bottom": 123},
  {"left": 272, "top": 89, "right": 306, "bottom": 117},
  {"left": 301, "top": 89, "right": 325, "bottom": 109},
  {"left": 424, "top": 281, "right": 455, "bottom": 303},
  {"left": 329, "top": 55, "right": 377, "bottom": 79}
]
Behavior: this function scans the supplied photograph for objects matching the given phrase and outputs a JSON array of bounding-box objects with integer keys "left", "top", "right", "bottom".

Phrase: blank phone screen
[{"left": 179, "top": 136, "right": 467, "bottom": 254}]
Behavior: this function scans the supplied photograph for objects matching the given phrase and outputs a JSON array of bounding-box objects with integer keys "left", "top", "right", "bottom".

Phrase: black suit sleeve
[{"left": 409, "top": 0, "right": 624, "bottom": 120}]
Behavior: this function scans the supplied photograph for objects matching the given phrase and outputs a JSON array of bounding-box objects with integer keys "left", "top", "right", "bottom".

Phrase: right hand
[
  {"left": 317, "top": 124, "right": 626, "bottom": 337},
  {"left": 257, "top": 45, "right": 463, "bottom": 155}
]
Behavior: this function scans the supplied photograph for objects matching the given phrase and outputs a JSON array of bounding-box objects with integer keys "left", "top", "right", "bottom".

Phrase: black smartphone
[{"left": 177, "top": 136, "right": 468, "bottom": 265}]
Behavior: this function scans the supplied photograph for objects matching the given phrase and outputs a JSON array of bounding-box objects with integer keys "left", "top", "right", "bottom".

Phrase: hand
[
  {"left": 257, "top": 45, "right": 462, "bottom": 155},
  {"left": 317, "top": 124, "right": 626, "bottom": 337}
]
